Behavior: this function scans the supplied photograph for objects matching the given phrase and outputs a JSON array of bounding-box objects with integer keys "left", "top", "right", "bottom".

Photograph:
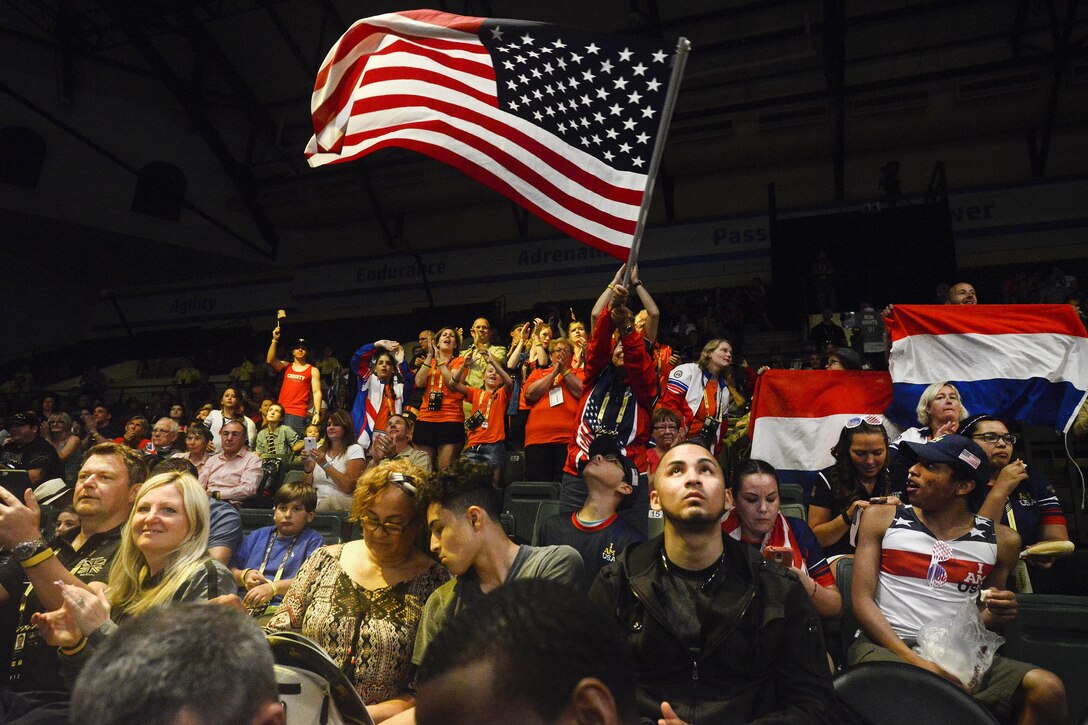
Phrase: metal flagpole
[{"left": 622, "top": 36, "right": 691, "bottom": 287}]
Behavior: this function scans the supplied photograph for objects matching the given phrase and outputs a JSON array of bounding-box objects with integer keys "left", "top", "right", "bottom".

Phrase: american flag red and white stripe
[
  {"left": 306, "top": 10, "right": 675, "bottom": 258},
  {"left": 876, "top": 506, "right": 996, "bottom": 641}
]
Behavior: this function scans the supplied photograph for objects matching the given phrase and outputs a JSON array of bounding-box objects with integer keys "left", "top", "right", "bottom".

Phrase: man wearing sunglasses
[{"left": 851, "top": 434, "right": 1066, "bottom": 724}]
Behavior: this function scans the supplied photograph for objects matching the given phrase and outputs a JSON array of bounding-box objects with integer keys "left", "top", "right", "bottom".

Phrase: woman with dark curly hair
[
  {"left": 268, "top": 460, "right": 448, "bottom": 722},
  {"left": 806, "top": 415, "right": 902, "bottom": 556}
]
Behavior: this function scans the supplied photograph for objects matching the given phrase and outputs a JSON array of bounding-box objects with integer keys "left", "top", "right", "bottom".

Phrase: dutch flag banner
[
  {"left": 885, "top": 304, "right": 1088, "bottom": 433},
  {"left": 749, "top": 370, "right": 894, "bottom": 496}
]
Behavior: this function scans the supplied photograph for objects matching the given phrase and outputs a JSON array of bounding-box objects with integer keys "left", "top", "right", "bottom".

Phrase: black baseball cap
[
  {"left": 831, "top": 347, "right": 864, "bottom": 370},
  {"left": 579, "top": 436, "right": 638, "bottom": 493},
  {"left": 9, "top": 412, "right": 40, "bottom": 428},
  {"left": 900, "top": 434, "right": 990, "bottom": 487}
]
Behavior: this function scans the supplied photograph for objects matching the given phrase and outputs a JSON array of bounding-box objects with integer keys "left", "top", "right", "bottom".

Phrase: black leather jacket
[{"left": 589, "top": 533, "right": 837, "bottom": 725}]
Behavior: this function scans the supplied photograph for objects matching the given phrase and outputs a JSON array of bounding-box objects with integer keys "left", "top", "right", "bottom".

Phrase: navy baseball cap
[{"left": 900, "top": 434, "right": 990, "bottom": 487}]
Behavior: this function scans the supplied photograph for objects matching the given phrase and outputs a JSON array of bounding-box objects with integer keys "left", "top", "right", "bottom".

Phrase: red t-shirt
[
  {"left": 464, "top": 387, "right": 510, "bottom": 446},
  {"left": 416, "top": 357, "right": 466, "bottom": 424},
  {"left": 524, "top": 367, "right": 584, "bottom": 446},
  {"left": 278, "top": 364, "right": 314, "bottom": 417}
]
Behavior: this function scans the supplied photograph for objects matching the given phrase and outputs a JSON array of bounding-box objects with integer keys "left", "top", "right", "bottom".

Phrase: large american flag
[{"left": 306, "top": 9, "right": 676, "bottom": 258}]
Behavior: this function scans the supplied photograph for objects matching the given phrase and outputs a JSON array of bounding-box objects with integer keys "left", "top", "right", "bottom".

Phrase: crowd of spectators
[{"left": 0, "top": 261, "right": 1084, "bottom": 725}]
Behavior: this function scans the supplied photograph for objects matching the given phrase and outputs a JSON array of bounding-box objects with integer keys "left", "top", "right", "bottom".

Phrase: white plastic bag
[{"left": 913, "top": 597, "right": 1005, "bottom": 692}]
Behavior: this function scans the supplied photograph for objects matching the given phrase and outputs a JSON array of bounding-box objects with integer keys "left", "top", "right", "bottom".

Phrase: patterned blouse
[{"left": 267, "top": 544, "right": 449, "bottom": 703}]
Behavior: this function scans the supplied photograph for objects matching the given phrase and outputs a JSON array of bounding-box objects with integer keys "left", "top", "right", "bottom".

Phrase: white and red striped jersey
[{"left": 876, "top": 505, "right": 997, "bottom": 641}]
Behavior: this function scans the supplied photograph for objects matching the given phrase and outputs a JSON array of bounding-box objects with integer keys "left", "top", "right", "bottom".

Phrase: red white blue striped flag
[
  {"left": 306, "top": 10, "right": 675, "bottom": 258},
  {"left": 885, "top": 304, "right": 1088, "bottom": 432},
  {"left": 749, "top": 370, "right": 894, "bottom": 492}
]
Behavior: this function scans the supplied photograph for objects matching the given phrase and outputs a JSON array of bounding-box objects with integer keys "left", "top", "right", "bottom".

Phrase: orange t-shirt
[
  {"left": 523, "top": 366, "right": 584, "bottom": 446},
  {"left": 464, "top": 387, "right": 510, "bottom": 446},
  {"left": 416, "top": 357, "right": 466, "bottom": 424}
]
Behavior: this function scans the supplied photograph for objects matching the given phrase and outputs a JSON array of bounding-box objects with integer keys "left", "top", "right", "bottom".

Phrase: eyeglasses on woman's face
[{"left": 970, "top": 432, "right": 1017, "bottom": 446}]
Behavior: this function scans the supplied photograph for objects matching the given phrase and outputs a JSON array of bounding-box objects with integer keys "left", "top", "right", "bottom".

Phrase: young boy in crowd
[
  {"left": 255, "top": 403, "right": 304, "bottom": 459},
  {"left": 539, "top": 436, "right": 645, "bottom": 585},
  {"left": 53, "top": 505, "right": 81, "bottom": 537},
  {"left": 441, "top": 349, "right": 513, "bottom": 486},
  {"left": 230, "top": 481, "right": 325, "bottom": 618}
]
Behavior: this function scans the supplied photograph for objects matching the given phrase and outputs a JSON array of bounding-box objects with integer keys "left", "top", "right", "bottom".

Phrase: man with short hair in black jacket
[{"left": 589, "top": 442, "right": 837, "bottom": 725}]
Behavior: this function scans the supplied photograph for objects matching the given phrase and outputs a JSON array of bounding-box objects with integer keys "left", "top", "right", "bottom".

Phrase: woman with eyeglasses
[
  {"left": 523, "top": 338, "right": 585, "bottom": 482},
  {"left": 268, "top": 460, "right": 449, "bottom": 723},
  {"left": 808, "top": 416, "right": 902, "bottom": 556},
  {"left": 646, "top": 408, "right": 684, "bottom": 475},
  {"left": 960, "top": 415, "right": 1070, "bottom": 556}
]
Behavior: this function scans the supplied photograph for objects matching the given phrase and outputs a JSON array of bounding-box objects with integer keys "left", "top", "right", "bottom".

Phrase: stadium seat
[
  {"left": 647, "top": 509, "right": 664, "bottom": 539},
  {"left": 501, "top": 481, "right": 561, "bottom": 544},
  {"left": 779, "top": 483, "right": 805, "bottom": 507},
  {"left": 834, "top": 556, "right": 859, "bottom": 656},
  {"left": 282, "top": 468, "right": 305, "bottom": 486},
  {"left": 240, "top": 508, "right": 274, "bottom": 535},
  {"left": 502, "top": 450, "right": 526, "bottom": 488},
  {"left": 1001, "top": 594, "right": 1088, "bottom": 724},
  {"left": 531, "top": 499, "right": 562, "bottom": 546},
  {"left": 834, "top": 661, "right": 999, "bottom": 724},
  {"left": 310, "top": 512, "right": 348, "bottom": 545},
  {"left": 780, "top": 502, "right": 807, "bottom": 522}
]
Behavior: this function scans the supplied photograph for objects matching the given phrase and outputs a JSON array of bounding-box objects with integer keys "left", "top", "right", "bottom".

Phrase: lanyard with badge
[
  {"left": 466, "top": 390, "right": 496, "bottom": 431},
  {"left": 427, "top": 357, "right": 452, "bottom": 411},
  {"left": 548, "top": 366, "right": 575, "bottom": 407},
  {"left": 595, "top": 389, "right": 632, "bottom": 436},
  {"left": 9, "top": 582, "right": 39, "bottom": 681},
  {"left": 247, "top": 533, "right": 298, "bottom": 617}
]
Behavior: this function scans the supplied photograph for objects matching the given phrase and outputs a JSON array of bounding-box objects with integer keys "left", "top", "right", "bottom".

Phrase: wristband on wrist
[
  {"left": 19, "top": 548, "right": 56, "bottom": 569},
  {"left": 841, "top": 510, "right": 852, "bottom": 526},
  {"left": 60, "top": 637, "right": 89, "bottom": 656},
  {"left": 808, "top": 577, "right": 818, "bottom": 597},
  {"left": 631, "top": 280, "right": 643, "bottom": 288}
]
